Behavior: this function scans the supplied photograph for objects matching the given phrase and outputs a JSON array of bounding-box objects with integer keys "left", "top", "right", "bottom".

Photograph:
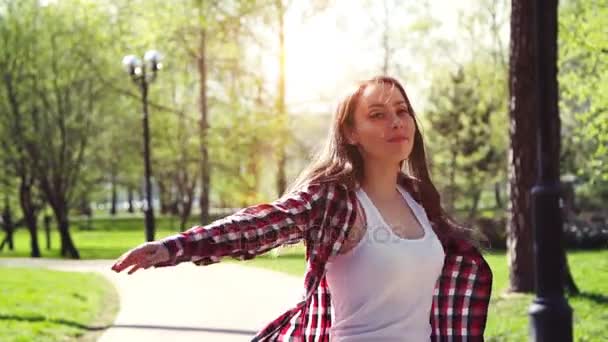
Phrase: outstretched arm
[{"left": 112, "top": 182, "right": 327, "bottom": 273}]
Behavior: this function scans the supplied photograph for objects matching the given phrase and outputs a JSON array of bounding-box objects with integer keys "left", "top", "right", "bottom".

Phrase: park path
[{"left": 0, "top": 258, "right": 303, "bottom": 342}]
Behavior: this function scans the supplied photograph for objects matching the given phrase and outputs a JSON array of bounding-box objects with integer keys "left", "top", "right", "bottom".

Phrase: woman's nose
[{"left": 391, "top": 113, "right": 404, "bottom": 128}]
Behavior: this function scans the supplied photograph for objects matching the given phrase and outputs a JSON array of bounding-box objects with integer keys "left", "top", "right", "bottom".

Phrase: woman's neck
[{"left": 360, "top": 159, "right": 401, "bottom": 202}]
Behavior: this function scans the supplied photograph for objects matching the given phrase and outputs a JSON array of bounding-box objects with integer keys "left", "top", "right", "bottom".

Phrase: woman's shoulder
[{"left": 297, "top": 179, "right": 353, "bottom": 198}]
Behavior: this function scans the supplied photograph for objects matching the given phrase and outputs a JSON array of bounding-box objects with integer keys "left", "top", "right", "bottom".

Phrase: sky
[{"left": 259, "top": 0, "right": 509, "bottom": 116}]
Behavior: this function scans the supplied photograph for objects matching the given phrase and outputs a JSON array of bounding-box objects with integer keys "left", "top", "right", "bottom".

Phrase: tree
[
  {"left": 0, "top": 0, "right": 52, "bottom": 257},
  {"left": 507, "top": 0, "right": 537, "bottom": 293},
  {"left": 415, "top": 0, "right": 509, "bottom": 223},
  {"left": 106, "top": 0, "right": 286, "bottom": 225},
  {"left": 274, "top": 0, "right": 288, "bottom": 198},
  {"left": 0, "top": 173, "right": 20, "bottom": 253},
  {"left": 0, "top": 0, "right": 118, "bottom": 258},
  {"left": 558, "top": 0, "right": 608, "bottom": 207},
  {"left": 426, "top": 65, "right": 504, "bottom": 220}
]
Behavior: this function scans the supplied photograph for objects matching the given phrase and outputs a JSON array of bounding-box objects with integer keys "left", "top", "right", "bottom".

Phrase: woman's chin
[{"left": 390, "top": 144, "right": 413, "bottom": 156}]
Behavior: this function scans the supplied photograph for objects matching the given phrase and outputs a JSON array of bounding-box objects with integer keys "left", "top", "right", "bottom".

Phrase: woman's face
[{"left": 346, "top": 83, "right": 416, "bottom": 165}]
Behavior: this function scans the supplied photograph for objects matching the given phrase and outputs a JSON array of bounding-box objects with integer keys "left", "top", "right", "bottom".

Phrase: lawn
[
  {"left": 0, "top": 227, "right": 180, "bottom": 259},
  {"left": 482, "top": 251, "right": 608, "bottom": 341},
  {"left": 0, "top": 267, "right": 119, "bottom": 342},
  {"left": 0, "top": 214, "right": 225, "bottom": 259},
  {"left": 2, "top": 227, "right": 606, "bottom": 341}
]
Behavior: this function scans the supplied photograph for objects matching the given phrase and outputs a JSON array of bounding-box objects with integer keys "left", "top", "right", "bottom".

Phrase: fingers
[
  {"left": 112, "top": 246, "right": 144, "bottom": 273},
  {"left": 112, "top": 243, "right": 161, "bottom": 274},
  {"left": 126, "top": 256, "right": 155, "bottom": 275},
  {"left": 127, "top": 264, "right": 142, "bottom": 275},
  {"left": 111, "top": 252, "right": 134, "bottom": 273}
]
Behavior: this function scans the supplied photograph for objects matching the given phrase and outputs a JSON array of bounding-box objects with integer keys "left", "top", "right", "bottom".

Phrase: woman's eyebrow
[{"left": 368, "top": 101, "right": 407, "bottom": 109}]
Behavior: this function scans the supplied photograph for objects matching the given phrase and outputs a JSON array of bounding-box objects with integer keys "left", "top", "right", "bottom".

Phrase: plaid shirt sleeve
[
  {"left": 155, "top": 182, "right": 327, "bottom": 267},
  {"left": 431, "top": 239, "right": 493, "bottom": 341}
]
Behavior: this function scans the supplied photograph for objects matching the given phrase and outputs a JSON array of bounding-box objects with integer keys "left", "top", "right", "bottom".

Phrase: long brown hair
[{"left": 286, "top": 76, "right": 477, "bottom": 247}]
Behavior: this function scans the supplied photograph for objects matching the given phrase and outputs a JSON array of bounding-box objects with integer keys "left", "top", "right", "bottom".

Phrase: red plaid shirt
[{"left": 159, "top": 173, "right": 493, "bottom": 341}]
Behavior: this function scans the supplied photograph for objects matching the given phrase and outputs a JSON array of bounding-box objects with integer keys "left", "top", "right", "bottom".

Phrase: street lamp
[
  {"left": 528, "top": 1, "right": 572, "bottom": 341},
  {"left": 122, "top": 50, "right": 163, "bottom": 242}
]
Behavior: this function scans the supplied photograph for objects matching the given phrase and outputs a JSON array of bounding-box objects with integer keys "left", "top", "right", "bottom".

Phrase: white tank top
[{"left": 325, "top": 184, "right": 445, "bottom": 341}]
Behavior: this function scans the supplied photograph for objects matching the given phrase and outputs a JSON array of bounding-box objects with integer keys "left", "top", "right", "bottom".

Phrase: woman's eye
[
  {"left": 398, "top": 110, "right": 409, "bottom": 116},
  {"left": 371, "top": 112, "right": 384, "bottom": 118}
]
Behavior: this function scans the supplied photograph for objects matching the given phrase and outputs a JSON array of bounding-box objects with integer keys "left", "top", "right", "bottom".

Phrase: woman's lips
[{"left": 387, "top": 136, "right": 408, "bottom": 143}]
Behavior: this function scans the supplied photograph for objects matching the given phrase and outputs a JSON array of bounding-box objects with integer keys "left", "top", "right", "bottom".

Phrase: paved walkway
[{"left": 0, "top": 258, "right": 303, "bottom": 341}]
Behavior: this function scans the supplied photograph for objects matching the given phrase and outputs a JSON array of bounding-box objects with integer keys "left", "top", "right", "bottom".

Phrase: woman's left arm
[{"left": 155, "top": 182, "right": 327, "bottom": 267}]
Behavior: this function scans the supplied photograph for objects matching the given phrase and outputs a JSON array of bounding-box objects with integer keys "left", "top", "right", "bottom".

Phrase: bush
[
  {"left": 475, "top": 216, "right": 507, "bottom": 250},
  {"left": 563, "top": 216, "right": 608, "bottom": 249},
  {"left": 473, "top": 214, "right": 608, "bottom": 250}
]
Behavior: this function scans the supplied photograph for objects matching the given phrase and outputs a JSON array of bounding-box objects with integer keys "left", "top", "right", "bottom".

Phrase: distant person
[{"left": 112, "top": 76, "right": 493, "bottom": 341}]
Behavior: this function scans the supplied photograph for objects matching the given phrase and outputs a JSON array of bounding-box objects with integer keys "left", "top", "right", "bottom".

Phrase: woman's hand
[{"left": 111, "top": 241, "right": 170, "bottom": 274}]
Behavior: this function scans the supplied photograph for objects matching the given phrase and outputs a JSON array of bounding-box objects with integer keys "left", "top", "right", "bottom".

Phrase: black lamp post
[
  {"left": 528, "top": 0, "right": 573, "bottom": 341},
  {"left": 122, "top": 51, "right": 163, "bottom": 242}
]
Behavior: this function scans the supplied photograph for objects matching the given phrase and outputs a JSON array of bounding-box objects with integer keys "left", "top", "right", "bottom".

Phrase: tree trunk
[
  {"left": 138, "top": 187, "right": 145, "bottom": 213},
  {"left": 179, "top": 204, "right": 192, "bottom": 231},
  {"left": 52, "top": 203, "right": 80, "bottom": 259},
  {"left": 275, "top": 0, "right": 287, "bottom": 197},
  {"left": 495, "top": 182, "right": 503, "bottom": 208},
  {"left": 158, "top": 177, "right": 170, "bottom": 215},
  {"left": 467, "top": 189, "right": 482, "bottom": 222},
  {"left": 110, "top": 173, "right": 117, "bottom": 215},
  {"left": 179, "top": 182, "right": 195, "bottom": 231},
  {"left": 24, "top": 211, "right": 41, "bottom": 257},
  {"left": 19, "top": 180, "right": 41, "bottom": 257},
  {"left": 507, "top": 0, "right": 536, "bottom": 293},
  {"left": 197, "top": 2, "right": 210, "bottom": 225},
  {"left": 448, "top": 149, "right": 457, "bottom": 212},
  {"left": 127, "top": 186, "right": 134, "bottom": 213},
  {"left": 247, "top": 138, "right": 260, "bottom": 204},
  {"left": 44, "top": 215, "right": 52, "bottom": 250},
  {"left": 0, "top": 202, "right": 15, "bottom": 251}
]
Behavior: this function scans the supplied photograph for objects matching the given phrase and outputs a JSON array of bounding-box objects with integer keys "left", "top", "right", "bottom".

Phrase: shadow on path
[
  {"left": 0, "top": 314, "right": 110, "bottom": 331},
  {"left": 0, "top": 314, "right": 257, "bottom": 336}
]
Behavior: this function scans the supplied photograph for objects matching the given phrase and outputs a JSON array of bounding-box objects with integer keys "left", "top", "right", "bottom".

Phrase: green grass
[
  {"left": 0, "top": 267, "right": 119, "bottom": 342},
  {"left": 1, "top": 213, "right": 226, "bottom": 259},
  {"left": 483, "top": 250, "right": 608, "bottom": 342},
  {"left": 1, "top": 228, "right": 180, "bottom": 259}
]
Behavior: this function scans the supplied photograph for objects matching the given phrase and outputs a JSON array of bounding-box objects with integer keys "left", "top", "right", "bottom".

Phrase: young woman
[{"left": 112, "top": 76, "right": 493, "bottom": 341}]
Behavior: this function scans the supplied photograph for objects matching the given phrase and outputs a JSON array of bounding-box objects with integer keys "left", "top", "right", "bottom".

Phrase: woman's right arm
[{"left": 114, "top": 182, "right": 328, "bottom": 273}]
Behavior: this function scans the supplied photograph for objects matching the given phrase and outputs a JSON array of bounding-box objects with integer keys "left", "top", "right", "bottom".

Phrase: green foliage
[
  {"left": 425, "top": 61, "right": 507, "bottom": 216},
  {"left": 558, "top": 0, "right": 608, "bottom": 202},
  {"left": 0, "top": 0, "right": 122, "bottom": 206},
  {"left": 1, "top": 0, "right": 290, "bottom": 224},
  {"left": 1, "top": 0, "right": 605, "bottom": 253},
  {"left": 105, "top": 0, "right": 284, "bottom": 209}
]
